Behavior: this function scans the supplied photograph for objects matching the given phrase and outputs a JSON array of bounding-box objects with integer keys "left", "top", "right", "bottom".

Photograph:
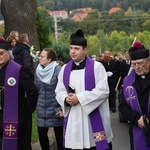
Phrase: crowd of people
[
  {"left": 0, "top": 29, "right": 149, "bottom": 150},
  {"left": 92, "top": 49, "right": 132, "bottom": 113}
]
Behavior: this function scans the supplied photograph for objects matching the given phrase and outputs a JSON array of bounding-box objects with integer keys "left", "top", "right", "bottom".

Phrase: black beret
[
  {"left": 130, "top": 49, "right": 149, "bottom": 60},
  {"left": 128, "top": 41, "right": 149, "bottom": 60},
  {"left": 70, "top": 29, "right": 87, "bottom": 47},
  {"left": 0, "top": 43, "right": 9, "bottom": 51}
]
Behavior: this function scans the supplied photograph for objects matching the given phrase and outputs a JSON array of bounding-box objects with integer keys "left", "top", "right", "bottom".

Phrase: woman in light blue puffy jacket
[{"left": 35, "top": 48, "right": 63, "bottom": 150}]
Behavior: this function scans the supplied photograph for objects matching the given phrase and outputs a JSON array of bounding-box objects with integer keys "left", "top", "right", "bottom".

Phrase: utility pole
[{"left": 54, "top": 16, "right": 62, "bottom": 43}]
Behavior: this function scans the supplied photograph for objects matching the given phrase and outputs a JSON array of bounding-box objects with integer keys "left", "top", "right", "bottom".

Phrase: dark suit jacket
[
  {"left": 118, "top": 59, "right": 131, "bottom": 87},
  {"left": 101, "top": 59, "right": 119, "bottom": 86}
]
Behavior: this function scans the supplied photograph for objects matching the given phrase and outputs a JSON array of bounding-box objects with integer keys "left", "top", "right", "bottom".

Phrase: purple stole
[
  {"left": 63, "top": 56, "right": 109, "bottom": 149},
  {"left": 123, "top": 69, "right": 150, "bottom": 150},
  {"left": 3, "top": 60, "right": 21, "bottom": 150}
]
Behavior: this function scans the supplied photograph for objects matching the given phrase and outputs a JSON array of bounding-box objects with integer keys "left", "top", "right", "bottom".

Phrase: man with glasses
[
  {"left": 0, "top": 43, "right": 38, "bottom": 150},
  {"left": 119, "top": 43, "right": 150, "bottom": 150}
]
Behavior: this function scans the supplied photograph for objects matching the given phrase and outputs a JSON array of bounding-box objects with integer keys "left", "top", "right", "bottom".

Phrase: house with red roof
[
  {"left": 71, "top": 7, "right": 92, "bottom": 21},
  {"left": 49, "top": 10, "right": 68, "bottom": 19},
  {"left": 71, "top": 13, "right": 88, "bottom": 21},
  {"left": 109, "top": 7, "right": 121, "bottom": 14}
]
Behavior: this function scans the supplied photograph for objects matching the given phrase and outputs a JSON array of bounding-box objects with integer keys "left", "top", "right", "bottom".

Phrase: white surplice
[{"left": 55, "top": 61, "right": 113, "bottom": 149}]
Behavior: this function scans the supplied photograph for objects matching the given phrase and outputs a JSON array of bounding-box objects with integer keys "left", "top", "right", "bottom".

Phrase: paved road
[
  {"left": 32, "top": 107, "right": 131, "bottom": 150},
  {"left": 32, "top": 128, "right": 57, "bottom": 150},
  {"left": 110, "top": 108, "right": 130, "bottom": 150}
]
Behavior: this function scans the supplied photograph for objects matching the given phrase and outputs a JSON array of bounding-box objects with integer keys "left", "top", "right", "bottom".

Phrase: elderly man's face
[
  {"left": 0, "top": 49, "right": 10, "bottom": 67},
  {"left": 132, "top": 58, "right": 150, "bottom": 76}
]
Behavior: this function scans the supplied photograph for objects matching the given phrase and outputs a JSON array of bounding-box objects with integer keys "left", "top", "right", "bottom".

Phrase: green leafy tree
[
  {"left": 52, "top": 44, "right": 70, "bottom": 63},
  {"left": 137, "top": 31, "right": 150, "bottom": 49},
  {"left": 104, "top": 20, "right": 118, "bottom": 34},
  {"left": 142, "top": 20, "right": 150, "bottom": 31},
  {"left": 79, "top": 9, "right": 100, "bottom": 35},
  {"left": 56, "top": 31, "right": 70, "bottom": 46},
  {"left": 96, "top": 30, "right": 111, "bottom": 52},
  {"left": 86, "top": 9, "right": 100, "bottom": 20},
  {"left": 129, "top": 21, "right": 140, "bottom": 34},
  {"left": 36, "top": 7, "right": 53, "bottom": 50},
  {"left": 87, "top": 35, "right": 99, "bottom": 56},
  {"left": 126, "top": 7, "right": 133, "bottom": 15},
  {"left": 109, "top": 30, "right": 120, "bottom": 44},
  {"left": 140, "top": 31, "right": 150, "bottom": 49},
  {"left": 51, "top": 31, "right": 70, "bottom": 63},
  {"left": 61, "top": 19, "right": 79, "bottom": 32},
  {"left": 102, "top": 0, "right": 111, "bottom": 11},
  {"left": 110, "top": 10, "right": 130, "bottom": 32},
  {"left": 109, "top": 30, "right": 131, "bottom": 53},
  {"left": 148, "top": 9, "right": 150, "bottom": 14},
  {"left": 117, "top": 37, "right": 130, "bottom": 52}
]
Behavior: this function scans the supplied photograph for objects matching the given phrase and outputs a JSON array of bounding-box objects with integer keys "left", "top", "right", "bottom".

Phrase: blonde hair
[
  {"left": 6, "top": 35, "right": 18, "bottom": 43},
  {"left": 10, "top": 31, "right": 19, "bottom": 41},
  {"left": 10, "top": 31, "right": 19, "bottom": 37}
]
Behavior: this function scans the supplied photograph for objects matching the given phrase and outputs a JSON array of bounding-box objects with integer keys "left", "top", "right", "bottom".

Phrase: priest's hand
[
  {"left": 66, "top": 93, "right": 79, "bottom": 106},
  {"left": 138, "top": 116, "right": 144, "bottom": 128}
]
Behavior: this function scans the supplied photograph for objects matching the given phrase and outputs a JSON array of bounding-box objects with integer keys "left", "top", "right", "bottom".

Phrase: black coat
[
  {"left": 101, "top": 59, "right": 119, "bottom": 86},
  {"left": 0, "top": 61, "right": 38, "bottom": 150},
  {"left": 119, "top": 60, "right": 131, "bottom": 78},
  {"left": 13, "top": 43, "right": 35, "bottom": 80},
  {"left": 118, "top": 59, "right": 131, "bottom": 88}
]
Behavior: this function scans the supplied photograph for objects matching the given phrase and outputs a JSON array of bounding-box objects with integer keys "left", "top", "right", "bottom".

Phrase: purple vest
[
  {"left": 123, "top": 69, "right": 150, "bottom": 150},
  {"left": 3, "top": 60, "right": 21, "bottom": 150},
  {"left": 63, "top": 56, "right": 109, "bottom": 149}
]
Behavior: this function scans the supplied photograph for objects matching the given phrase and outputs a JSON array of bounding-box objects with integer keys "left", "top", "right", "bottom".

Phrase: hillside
[{"left": 38, "top": 0, "right": 150, "bottom": 12}]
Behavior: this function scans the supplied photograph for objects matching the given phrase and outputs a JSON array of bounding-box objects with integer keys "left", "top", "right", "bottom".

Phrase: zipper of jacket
[{"left": 44, "top": 84, "right": 46, "bottom": 127}]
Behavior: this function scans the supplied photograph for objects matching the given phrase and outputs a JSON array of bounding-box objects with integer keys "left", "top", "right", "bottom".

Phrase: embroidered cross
[
  {"left": 4, "top": 124, "right": 16, "bottom": 136},
  {"left": 126, "top": 86, "right": 135, "bottom": 110},
  {"left": 93, "top": 131, "right": 106, "bottom": 142}
]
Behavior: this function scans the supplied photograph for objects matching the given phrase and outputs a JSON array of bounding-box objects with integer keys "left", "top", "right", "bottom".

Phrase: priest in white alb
[{"left": 55, "top": 29, "right": 113, "bottom": 150}]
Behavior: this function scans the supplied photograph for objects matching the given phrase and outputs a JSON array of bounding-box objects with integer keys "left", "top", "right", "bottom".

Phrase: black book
[{"left": 68, "top": 84, "right": 75, "bottom": 93}]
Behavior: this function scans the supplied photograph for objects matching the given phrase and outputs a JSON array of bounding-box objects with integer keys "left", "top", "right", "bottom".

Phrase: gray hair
[{"left": 19, "top": 33, "right": 28, "bottom": 43}]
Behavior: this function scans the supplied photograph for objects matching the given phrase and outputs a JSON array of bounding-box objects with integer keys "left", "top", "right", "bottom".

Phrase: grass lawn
[{"left": 32, "top": 111, "right": 38, "bottom": 143}]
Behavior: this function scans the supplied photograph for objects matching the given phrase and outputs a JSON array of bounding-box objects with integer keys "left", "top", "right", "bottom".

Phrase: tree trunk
[{"left": 1, "top": 0, "right": 40, "bottom": 51}]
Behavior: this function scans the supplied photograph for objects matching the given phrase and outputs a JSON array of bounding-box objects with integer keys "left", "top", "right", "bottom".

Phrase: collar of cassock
[
  {"left": 136, "top": 71, "right": 150, "bottom": 80},
  {"left": 0, "top": 62, "right": 8, "bottom": 71},
  {"left": 72, "top": 58, "right": 86, "bottom": 70},
  {"left": 134, "top": 71, "right": 150, "bottom": 92}
]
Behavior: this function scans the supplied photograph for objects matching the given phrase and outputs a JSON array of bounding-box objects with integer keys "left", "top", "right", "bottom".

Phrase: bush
[
  {"left": 32, "top": 111, "right": 38, "bottom": 142},
  {"left": 52, "top": 44, "right": 70, "bottom": 63}
]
